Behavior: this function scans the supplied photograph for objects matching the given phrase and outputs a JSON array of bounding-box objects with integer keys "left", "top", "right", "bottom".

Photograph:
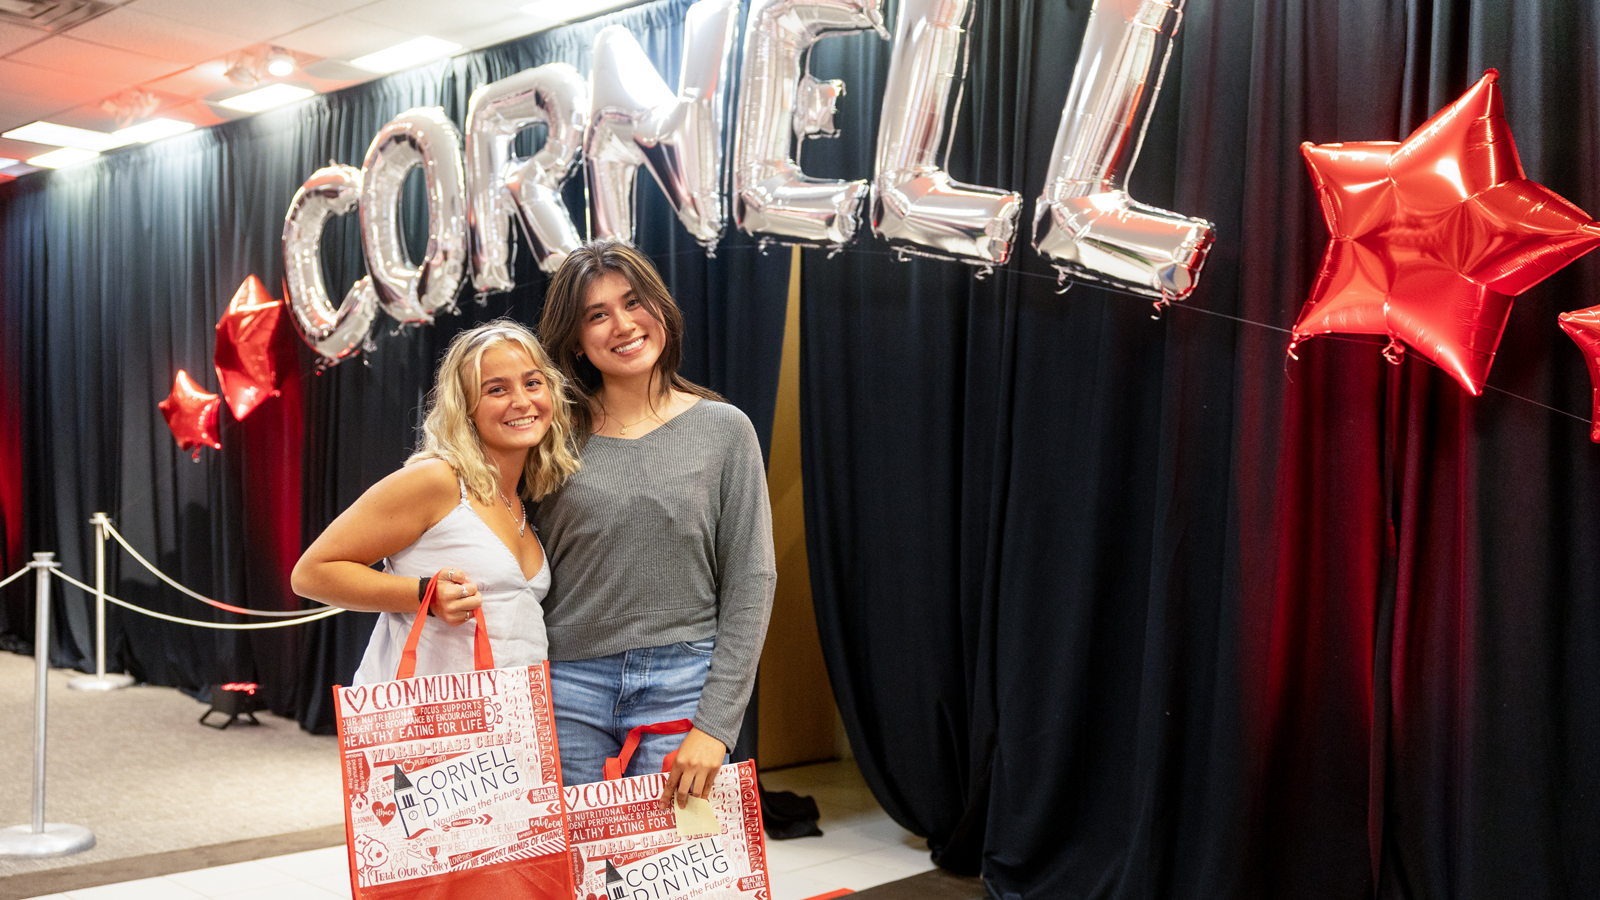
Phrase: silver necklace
[{"left": 497, "top": 488, "right": 526, "bottom": 538}]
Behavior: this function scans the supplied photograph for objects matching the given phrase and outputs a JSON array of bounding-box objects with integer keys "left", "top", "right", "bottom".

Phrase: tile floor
[{"left": 19, "top": 759, "right": 933, "bottom": 900}]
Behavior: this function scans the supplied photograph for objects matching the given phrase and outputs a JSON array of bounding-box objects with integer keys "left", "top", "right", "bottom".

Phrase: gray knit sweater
[{"left": 532, "top": 399, "right": 777, "bottom": 748}]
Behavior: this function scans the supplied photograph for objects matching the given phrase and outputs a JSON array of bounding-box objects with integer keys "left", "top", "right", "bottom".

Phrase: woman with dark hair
[
  {"left": 292, "top": 320, "right": 580, "bottom": 680},
  {"left": 536, "top": 238, "right": 776, "bottom": 809}
]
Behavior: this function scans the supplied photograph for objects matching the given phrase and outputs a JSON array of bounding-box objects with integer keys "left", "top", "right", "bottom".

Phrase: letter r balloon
[
  {"left": 1033, "top": 0, "right": 1214, "bottom": 302},
  {"left": 465, "top": 63, "right": 589, "bottom": 289}
]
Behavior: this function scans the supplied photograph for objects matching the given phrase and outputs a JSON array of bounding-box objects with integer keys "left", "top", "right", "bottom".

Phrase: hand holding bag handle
[
  {"left": 603, "top": 719, "right": 694, "bottom": 781},
  {"left": 396, "top": 571, "right": 495, "bottom": 679}
]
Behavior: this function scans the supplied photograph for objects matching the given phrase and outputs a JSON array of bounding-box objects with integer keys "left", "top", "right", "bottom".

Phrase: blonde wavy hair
[{"left": 408, "top": 320, "right": 580, "bottom": 502}]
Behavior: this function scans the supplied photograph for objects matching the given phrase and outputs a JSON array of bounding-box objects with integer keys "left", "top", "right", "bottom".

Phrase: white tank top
[{"left": 352, "top": 479, "right": 551, "bottom": 684}]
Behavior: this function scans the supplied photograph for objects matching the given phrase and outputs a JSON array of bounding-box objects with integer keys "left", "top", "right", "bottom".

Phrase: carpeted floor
[{"left": 0, "top": 650, "right": 345, "bottom": 879}]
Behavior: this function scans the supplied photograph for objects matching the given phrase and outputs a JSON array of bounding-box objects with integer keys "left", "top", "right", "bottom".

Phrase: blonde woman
[{"left": 292, "top": 320, "right": 580, "bottom": 681}]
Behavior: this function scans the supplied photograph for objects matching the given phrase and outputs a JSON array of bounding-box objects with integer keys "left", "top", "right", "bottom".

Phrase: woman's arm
[
  {"left": 291, "top": 459, "right": 483, "bottom": 625},
  {"left": 663, "top": 411, "right": 777, "bottom": 808}
]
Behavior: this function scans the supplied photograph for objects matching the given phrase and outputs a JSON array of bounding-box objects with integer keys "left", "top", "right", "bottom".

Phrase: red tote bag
[
  {"left": 333, "top": 575, "right": 574, "bottom": 900},
  {"left": 565, "top": 719, "right": 772, "bottom": 900}
]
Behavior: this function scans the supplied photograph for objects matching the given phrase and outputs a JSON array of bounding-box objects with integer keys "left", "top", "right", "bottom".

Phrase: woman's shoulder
[
  {"left": 373, "top": 457, "right": 461, "bottom": 509},
  {"left": 679, "top": 395, "right": 752, "bottom": 431}
]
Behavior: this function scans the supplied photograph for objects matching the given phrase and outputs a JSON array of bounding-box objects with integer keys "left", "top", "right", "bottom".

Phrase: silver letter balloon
[
  {"left": 466, "top": 63, "right": 589, "bottom": 289},
  {"left": 1033, "top": 0, "right": 1214, "bottom": 303},
  {"left": 732, "top": 0, "right": 888, "bottom": 248},
  {"left": 585, "top": 0, "right": 739, "bottom": 248},
  {"left": 360, "top": 107, "right": 471, "bottom": 324},
  {"left": 871, "top": 0, "right": 1021, "bottom": 266},
  {"left": 282, "top": 165, "right": 381, "bottom": 365}
]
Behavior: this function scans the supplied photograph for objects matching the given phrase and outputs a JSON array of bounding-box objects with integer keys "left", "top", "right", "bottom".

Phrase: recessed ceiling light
[
  {"left": 520, "top": 0, "right": 636, "bottom": 21},
  {"left": 350, "top": 37, "right": 461, "bottom": 74},
  {"left": 2, "top": 121, "right": 128, "bottom": 152},
  {"left": 29, "top": 148, "right": 100, "bottom": 169},
  {"left": 113, "top": 118, "right": 196, "bottom": 144},
  {"left": 264, "top": 47, "right": 296, "bottom": 78},
  {"left": 219, "top": 84, "right": 316, "bottom": 113}
]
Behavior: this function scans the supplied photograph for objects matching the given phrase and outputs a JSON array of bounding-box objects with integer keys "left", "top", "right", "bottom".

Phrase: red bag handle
[
  {"left": 396, "top": 572, "right": 494, "bottom": 680},
  {"left": 603, "top": 719, "right": 694, "bottom": 781}
]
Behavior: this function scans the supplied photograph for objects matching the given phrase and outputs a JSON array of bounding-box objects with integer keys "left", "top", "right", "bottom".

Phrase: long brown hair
[{"left": 538, "top": 238, "right": 721, "bottom": 439}]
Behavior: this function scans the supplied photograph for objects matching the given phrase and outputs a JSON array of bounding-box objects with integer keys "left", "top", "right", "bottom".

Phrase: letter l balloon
[{"left": 1033, "top": 0, "right": 1215, "bottom": 303}]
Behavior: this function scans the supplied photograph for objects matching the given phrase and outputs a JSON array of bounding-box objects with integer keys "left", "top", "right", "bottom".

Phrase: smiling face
[
  {"left": 577, "top": 270, "right": 667, "bottom": 386},
  {"left": 469, "top": 342, "right": 553, "bottom": 458}
]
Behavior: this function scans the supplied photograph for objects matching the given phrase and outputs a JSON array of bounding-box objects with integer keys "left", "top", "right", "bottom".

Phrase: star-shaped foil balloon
[
  {"left": 1558, "top": 307, "right": 1600, "bottom": 442},
  {"left": 214, "top": 274, "right": 288, "bottom": 421},
  {"left": 158, "top": 370, "right": 222, "bottom": 459},
  {"left": 1291, "top": 69, "right": 1600, "bottom": 395}
]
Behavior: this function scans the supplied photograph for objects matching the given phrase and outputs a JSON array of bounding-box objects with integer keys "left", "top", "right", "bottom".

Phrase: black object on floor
[
  {"left": 850, "top": 868, "right": 983, "bottom": 900},
  {"left": 199, "top": 683, "right": 263, "bottom": 729},
  {"left": 760, "top": 782, "right": 823, "bottom": 840}
]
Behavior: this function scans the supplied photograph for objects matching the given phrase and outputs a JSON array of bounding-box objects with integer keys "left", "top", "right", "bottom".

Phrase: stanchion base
[
  {"left": 0, "top": 823, "right": 96, "bottom": 858},
  {"left": 68, "top": 674, "right": 135, "bottom": 692}
]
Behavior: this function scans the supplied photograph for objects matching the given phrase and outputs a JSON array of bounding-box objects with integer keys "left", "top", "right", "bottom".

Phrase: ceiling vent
[{"left": 0, "top": 0, "right": 113, "bottom": 32}]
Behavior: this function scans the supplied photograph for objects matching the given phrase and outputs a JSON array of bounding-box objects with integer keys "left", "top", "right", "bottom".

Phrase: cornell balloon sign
[{"left": 282, "top": 0, "right": 1215, "bottom": 364}]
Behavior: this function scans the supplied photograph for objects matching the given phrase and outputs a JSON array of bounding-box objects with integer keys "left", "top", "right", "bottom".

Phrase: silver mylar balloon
[
  {"left": 1033, "top": 0, "right": 1214, "bottom": 302},
  {"left": 466, "top": 63, "right": 588, "bottom": 290},
  {"left": 732, "top": 0, "right": 888, "bottom": 247},
  {"left": 871, "top": 0, "right": 1021, "bottom": 265},
  {"left": 282, "top": 165, "right": 380, "bottom": 365},
  {"left": 360, "top": 107, "right": 470, "bottom": 323},
  {"left": 586, "top": 0, "right": 738, "bottom": 248}
]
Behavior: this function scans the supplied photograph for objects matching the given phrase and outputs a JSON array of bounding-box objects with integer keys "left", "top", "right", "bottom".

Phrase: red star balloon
[
  {"left": 1558, "top": 307, "right": 1600, "bottom": 442},
  {"left": 214, "top": 274, "right": 289, "bottom": 421},
  {"left": 1291, "top": 69, "right": 1600, "bottom": 395},
  {"left": 158, "top": 370, "right": 222, "bottom": 459}
]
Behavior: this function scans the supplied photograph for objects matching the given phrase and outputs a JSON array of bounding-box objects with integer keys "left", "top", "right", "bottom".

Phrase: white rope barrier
[
  {"left": 49, "top": 569, "right": 343, "bottom": 631},
  {"left": 101, "top": 521, "right": 334, "bottom": 617},
  {"left": 0, "top": 565, "right": 30, "bottom": 592}
]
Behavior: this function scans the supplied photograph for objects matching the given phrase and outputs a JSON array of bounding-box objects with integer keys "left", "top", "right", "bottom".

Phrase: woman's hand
[
  {"left": 661, "top": 727, "right": 727, "bottom": 810},
  {"left": 430, "top": 567, "right": 482, "bottom": 626}
]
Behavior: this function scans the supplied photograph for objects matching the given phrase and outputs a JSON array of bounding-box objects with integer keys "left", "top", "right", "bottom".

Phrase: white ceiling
[{"left": 0, "top": 0, "right": 633, "bottom": 180}]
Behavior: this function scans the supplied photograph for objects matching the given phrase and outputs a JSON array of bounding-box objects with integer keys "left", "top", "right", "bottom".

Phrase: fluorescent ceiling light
[
  {"left": 350, "top": 36, "right": 461, "bottom": 73},
  {"left": 2, "top": 121, "right": 128, "bottom": 152},
  {"left": 29, "top": 148, "right": 100, "bottom": 169},
  {"left": 113, "top": 118, "right": 196, "bottom": 144},
  {"left": 520, "top": 0, "right": 636, "bottom": 21},
  {"left": 219, "top": 84, "right": 315, "bottom": 113}
]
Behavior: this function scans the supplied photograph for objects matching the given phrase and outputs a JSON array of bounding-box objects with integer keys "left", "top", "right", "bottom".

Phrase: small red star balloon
[
  {"left": 158, "top": 370, "right": 222, "bottom": 459},
  {"left": 1558, "top": 307, "right": 1600, "bottom": 442},
  {"left": 214, "top": 274, "right": 288, "bottom": 421},
  {"left": 1291, "top": 69, "right": 1600, "bottom": 395}
]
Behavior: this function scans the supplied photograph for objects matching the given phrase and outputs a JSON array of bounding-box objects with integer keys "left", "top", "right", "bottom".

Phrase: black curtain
[
  {"left": 800, "top": 1, "right": 1600, "bottom": 898},
  {"left": 0, "top": 0, "right": 787, "bottom": 737}
]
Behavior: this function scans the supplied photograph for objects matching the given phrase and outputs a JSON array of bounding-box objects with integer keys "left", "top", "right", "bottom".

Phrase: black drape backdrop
[
  {"left": 0, "top": 0, "right": 787, "bottom": 738},
  {"left": 799, "top": 1, "right": 1600, "bottom": 899}
]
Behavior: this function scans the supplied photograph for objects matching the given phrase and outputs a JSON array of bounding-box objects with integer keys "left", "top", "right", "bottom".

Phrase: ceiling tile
[
  {"left": 9, "top": 35, "right": 185, "bottom": 85},
  {"left": 143, "top": 60, "right": 234, "bottom": 98},
  {"left": 0, "top": 58, "right": 123, "bottom": 109},
  {"left": 274, "top": 15, "right": 412, "bottom": 61},
  {"left": 0, "top": 20, "right": 50, "bottom": 55},
  {"left": 64, "top": 7, "right": 247, "bottom": 63},
  {"left": 125, "top": 0, "right": 331, "bottom": 44},
  {"left": 349, "top": 0, "right": 512, "bottom": 38},
  {"left": 449, "top": 18, "right": 549, "bottom": 52}
]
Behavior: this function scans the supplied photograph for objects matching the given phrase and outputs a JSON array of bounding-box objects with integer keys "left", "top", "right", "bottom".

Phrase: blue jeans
[{"left": 549, "top": 639, "right": 714, "bottom": 786}]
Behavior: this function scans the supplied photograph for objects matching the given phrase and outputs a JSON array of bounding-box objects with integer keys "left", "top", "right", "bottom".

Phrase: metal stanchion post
[
  {"left": 69, "top": 513, "right": 133, "bottom": 692},
  {"left": 0, "top": 552, "right": 96, "bottom": 858}
]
